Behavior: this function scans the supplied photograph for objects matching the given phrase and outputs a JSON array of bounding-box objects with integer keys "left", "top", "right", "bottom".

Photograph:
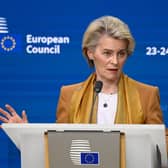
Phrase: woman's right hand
[{"left": 0, "top": 104, "right": 28, "bottom": 127}]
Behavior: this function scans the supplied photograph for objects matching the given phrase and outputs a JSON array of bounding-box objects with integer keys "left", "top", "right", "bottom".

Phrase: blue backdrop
[{"left": 0, "top": 0, "right": 168, "bottom": 167}]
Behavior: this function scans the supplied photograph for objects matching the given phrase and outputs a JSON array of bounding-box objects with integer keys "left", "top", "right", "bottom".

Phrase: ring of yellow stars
[{"left": 1, "top": 36, "right": 16, "bottom": 51}]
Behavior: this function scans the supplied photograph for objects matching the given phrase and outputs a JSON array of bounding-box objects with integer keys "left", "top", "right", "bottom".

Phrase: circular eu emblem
[
  {"left": 84, "top": 153, "right": 95, "bottom": 164},
  {"left": 1, "top": 36, "right": 16, "bottom": 51}
]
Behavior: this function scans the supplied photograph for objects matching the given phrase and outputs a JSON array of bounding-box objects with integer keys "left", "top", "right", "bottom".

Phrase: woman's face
[{"left": 87, "top": 35, "right": 128, "bottom": 83}]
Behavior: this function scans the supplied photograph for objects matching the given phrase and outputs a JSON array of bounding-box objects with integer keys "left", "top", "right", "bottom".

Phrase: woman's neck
[
  {"left": 95, "top": 73, "right": 120, "bottom": 94},
  {"left": 101, "top": 82, "right": 118, "bottom": 94},
  {"left": 96, "top": 78, "right": 118, "bottom": 94}
]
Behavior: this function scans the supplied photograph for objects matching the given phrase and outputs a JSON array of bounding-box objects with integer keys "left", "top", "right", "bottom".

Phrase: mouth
[{"left": 107, "top": 68, "right": 118, "bottom": 72}]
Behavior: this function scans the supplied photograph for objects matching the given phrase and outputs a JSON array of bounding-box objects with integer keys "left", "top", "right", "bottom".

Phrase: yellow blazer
[{"left": 56, "top": 74, "right": 163, "bottom": 124}]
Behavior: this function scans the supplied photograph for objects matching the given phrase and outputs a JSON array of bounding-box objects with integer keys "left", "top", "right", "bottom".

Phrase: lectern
[{"left": 2, "top": 124, "right": 168, "bottom": 168}]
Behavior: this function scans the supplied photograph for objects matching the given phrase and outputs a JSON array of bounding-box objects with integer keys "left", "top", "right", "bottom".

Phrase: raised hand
[{"left": 0, "top": 104, "right": 28, "bottom": 127}]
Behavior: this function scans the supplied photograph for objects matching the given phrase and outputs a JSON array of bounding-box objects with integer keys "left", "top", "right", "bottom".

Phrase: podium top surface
[
  {"left": 2, "top": 123, "right": 166, "bottom": 146},
  {"left": 2, "top": 123, "right": 166, "bottom": 136}
]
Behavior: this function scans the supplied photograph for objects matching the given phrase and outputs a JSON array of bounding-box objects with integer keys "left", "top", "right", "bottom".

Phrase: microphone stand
[
  {"left": 89, "top": 92, "right": 98, "bottom": 123},
  {"left": 89, "top": 81, "right": 103, "bottom": 123}
]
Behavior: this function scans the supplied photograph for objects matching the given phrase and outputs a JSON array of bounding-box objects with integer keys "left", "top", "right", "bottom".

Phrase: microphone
[
  {"left": 94, "top": 81, "right": 103, "bottom": 94},
  {"left": 89, "top": 81, "right": 103, "bottom": 123}
]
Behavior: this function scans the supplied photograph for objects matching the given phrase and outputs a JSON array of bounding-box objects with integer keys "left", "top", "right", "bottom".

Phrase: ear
[{"left": 87, "top": 49, "right": 94, "bottom": 60}]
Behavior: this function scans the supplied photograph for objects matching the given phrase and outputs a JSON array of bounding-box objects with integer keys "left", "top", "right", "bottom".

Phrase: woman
[
  {"left": 0, "top": 16, "right": 167, "bottom": 145},
  {"left": 56, "top": 16, "right": 163, "bottom": 124}
]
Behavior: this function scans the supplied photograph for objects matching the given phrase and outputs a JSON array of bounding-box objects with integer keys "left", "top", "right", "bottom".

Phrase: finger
[
  {"left": 22, "top": 110, "right": 28, "bottom": 123},
  {"left": 5, "top": 104, "right": 17, "bottom": 115},
  {"left": 0, "top": 116, "right": 9, "bottom": 123},
  {"left": 0, "top": 108, "right": 11, "bottom": 119}
]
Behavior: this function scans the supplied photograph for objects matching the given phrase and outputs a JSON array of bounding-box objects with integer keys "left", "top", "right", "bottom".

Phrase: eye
[
  {"left": 118, "top": 50, "right": 127, "bottom": 58},
  {"left": 103, "top": 51, "right": 111, "bottom": 57}
]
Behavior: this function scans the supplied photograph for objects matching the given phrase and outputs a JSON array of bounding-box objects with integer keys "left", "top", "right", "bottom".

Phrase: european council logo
[
  {"left": 70, "top": 139, "right": 99, "bottom": 166},
  {"left": 0, "top": 17, "right": 21, "bottom": 53}
]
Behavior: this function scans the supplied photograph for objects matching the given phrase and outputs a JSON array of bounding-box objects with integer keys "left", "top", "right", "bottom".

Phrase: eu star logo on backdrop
[{"left": 0, "top": 17, "right": 21, "bottom": 53}]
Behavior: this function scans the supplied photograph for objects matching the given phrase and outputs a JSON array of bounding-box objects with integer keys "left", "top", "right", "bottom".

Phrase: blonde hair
[{"left": 82, "top": 16, "right": 135, "bottom": 67}]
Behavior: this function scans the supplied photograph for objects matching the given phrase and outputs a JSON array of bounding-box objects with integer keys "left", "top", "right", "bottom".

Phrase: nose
[{"left": 110, "top": 55, "right": 118, "bottom": 65}]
